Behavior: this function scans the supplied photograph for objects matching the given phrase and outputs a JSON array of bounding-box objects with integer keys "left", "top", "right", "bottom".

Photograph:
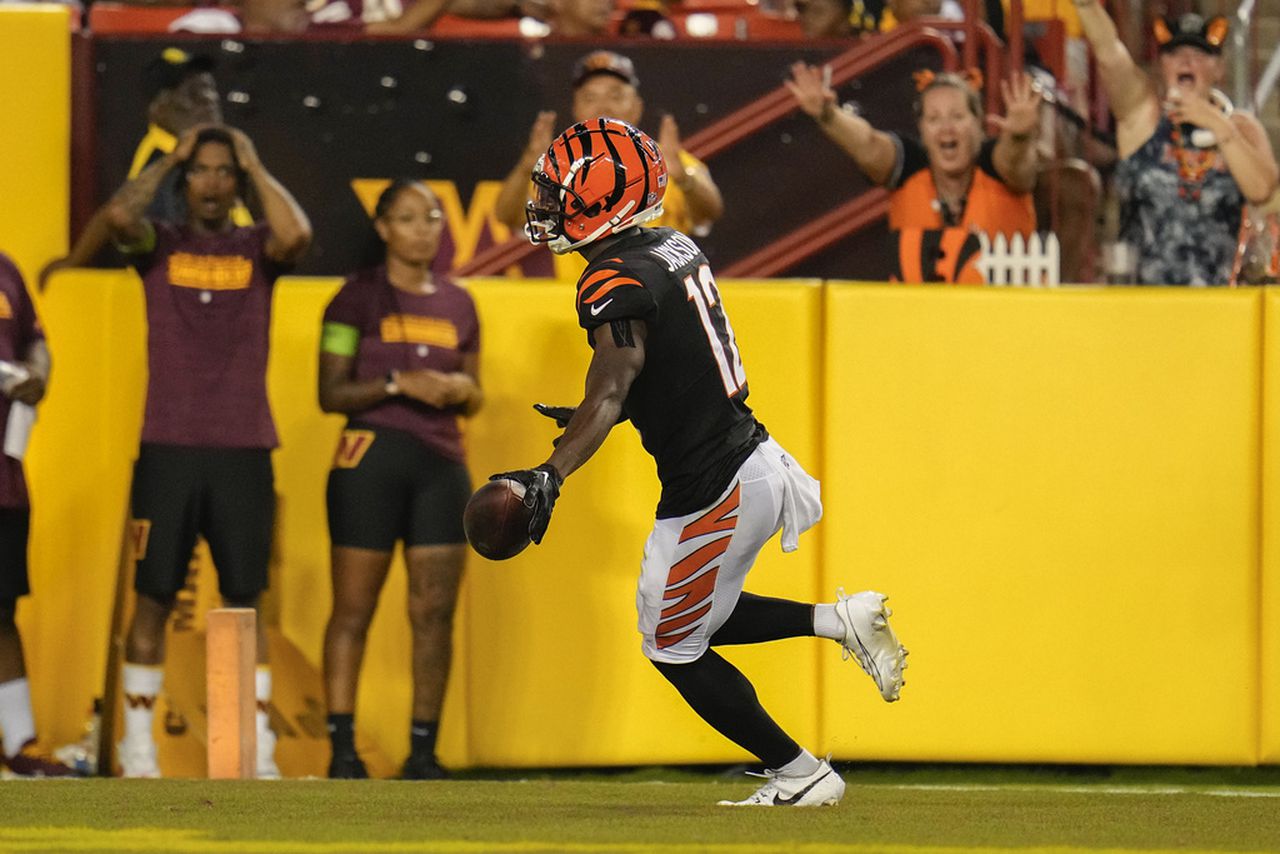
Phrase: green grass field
[{"left": 3, "top": 765, "right": 1280, "bottom": 853}]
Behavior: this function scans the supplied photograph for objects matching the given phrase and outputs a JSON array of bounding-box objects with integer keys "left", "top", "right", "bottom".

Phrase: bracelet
[
  {"left": 1010, "top": 131, "right": 1034, "bottom": 143},
  {"left": 818, "top": 101, "right": 835, "bottom": 124},
  {"left": 384, "top": 370, "right": 400, "bottom": 397}
]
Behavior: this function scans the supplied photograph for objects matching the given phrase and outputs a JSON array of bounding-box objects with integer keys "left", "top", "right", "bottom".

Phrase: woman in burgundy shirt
[{"left": 318, "top": 179, "right": 482, "bottom": 779}]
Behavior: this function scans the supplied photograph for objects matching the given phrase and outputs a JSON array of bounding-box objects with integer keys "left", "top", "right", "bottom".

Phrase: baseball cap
[
  {"left": 1154, "top": 13, "right": 1228, "bottom": 56},
  {"left": 571, "top": 50, "right": 640, "bottom": 90},
  {"left": 143, "top": 47, "right": 217, "bottom": 98}
]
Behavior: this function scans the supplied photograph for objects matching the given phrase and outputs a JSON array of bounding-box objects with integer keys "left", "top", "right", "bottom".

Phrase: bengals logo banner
[
  {"left": 891, "top": 228, "right": 985, "bottom": 284},
  {"left": 332, "top": 429, "right": 375, "bottom": 470}
]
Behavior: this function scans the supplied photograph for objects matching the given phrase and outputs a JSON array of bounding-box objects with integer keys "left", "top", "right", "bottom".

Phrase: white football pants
[{"left": 636, "top": 436, "right": 822, "bottom": 664}]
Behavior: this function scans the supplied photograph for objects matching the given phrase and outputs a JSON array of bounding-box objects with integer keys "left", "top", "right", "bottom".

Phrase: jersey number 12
[{"left": 683, "top": 264, "right": 747, "bottom": 397}]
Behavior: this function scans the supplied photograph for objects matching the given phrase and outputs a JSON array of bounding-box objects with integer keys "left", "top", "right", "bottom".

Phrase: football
[{"left": 463, "top": 478, "right": 533, "bottom": 560}]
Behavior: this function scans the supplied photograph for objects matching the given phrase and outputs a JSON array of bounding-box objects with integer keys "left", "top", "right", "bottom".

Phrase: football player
[{"left": 488, "top": 117, "right": 907, "bottom": 807}]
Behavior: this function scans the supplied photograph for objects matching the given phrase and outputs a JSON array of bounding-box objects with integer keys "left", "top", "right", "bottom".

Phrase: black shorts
[
  {"left": 0, "top": 507, "right": 30, "bottom": 604},
  {"left": 131, "top": 444, "right": 275, "bottom": 602},
  {"left": 326, "top": 425, "right": 471, "bottom": 551}
]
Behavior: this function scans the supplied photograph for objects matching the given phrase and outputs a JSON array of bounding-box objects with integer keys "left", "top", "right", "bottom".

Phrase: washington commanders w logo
[
  {"left": 124, "top": 693, "right": 157, "bottom": 710},
  {"left": 333, "top": 430, "right": 375, "bottom": 470}
]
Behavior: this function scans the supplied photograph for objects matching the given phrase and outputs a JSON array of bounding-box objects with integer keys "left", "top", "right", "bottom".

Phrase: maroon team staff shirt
[
  {"left": 127, "top": 222, "right": 285, "bottom": 450},
  {"left": 323, "top": 267, "right": 480, "bottom": 462},
  {"left": 0, "top": 254, "right": 43, "bottom": 508}
]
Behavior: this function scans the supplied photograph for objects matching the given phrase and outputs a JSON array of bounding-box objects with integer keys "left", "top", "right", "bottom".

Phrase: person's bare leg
[
  {"left": 400, "top": 543, "right": 465, "bottom": 778},
  {"left": 322, "top": 545, "right": 393, "bottom": 778}
]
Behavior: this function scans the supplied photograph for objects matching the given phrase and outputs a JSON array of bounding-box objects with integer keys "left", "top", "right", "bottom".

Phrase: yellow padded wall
[
  {"left": 0, "top": 5, "right": 70, "bottom": 283},
  {"left": 1263, "top": 288, "right": 1280, "bottom": 764},
  {"left": 461, "top": 279, "right": 824, "bottom": 766},
  {"left": 29, "top": 273, "right": 472, "bottom": 771},
  {"left": 25, "top": 271, "right": 146, "bottom": 747},
  {"left": 26, "top": 273, "right": 1276, "bottom": 768},
  {"left": 821, "top": 285, "right": 1261, "bottom": 764}
]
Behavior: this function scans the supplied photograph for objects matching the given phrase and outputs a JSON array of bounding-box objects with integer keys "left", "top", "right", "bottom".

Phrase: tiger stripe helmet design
[{"left": 526, "top": 117, "right": 667, "bottom": 255}]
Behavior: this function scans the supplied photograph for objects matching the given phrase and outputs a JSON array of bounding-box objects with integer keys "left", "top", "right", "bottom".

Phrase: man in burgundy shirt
[
  {"left": 38, "top": 47, "right": 231, "bottom": 290},
  {"left": 105, "top": 125, "right": 311, "bottom": 778},
  {"left": 0, "top": 253, "right": 74, "bottom": 777}
]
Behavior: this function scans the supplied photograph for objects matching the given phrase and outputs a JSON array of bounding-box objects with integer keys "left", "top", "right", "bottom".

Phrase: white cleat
[
  {"left": 834, "top": 588, "right": 908, "bottom": 702},
  {"left": 718, "top": 759, "right": 845, "bottom": 807},
  {"left": 117, "top": 736, "right": 161, "bottom": 779},
  {"left": 256, "top": 728, "right": 281, "bottom": 780}
]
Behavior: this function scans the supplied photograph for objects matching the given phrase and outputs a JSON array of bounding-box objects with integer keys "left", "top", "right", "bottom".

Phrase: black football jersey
[{"left": 575, "top": 227, "right": 766, "bottom": 518}]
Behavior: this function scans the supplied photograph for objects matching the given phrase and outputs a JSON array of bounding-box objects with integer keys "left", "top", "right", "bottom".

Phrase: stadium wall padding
[
  {"left": 0, "top": 5, "right": 70, "bottom": 284},
  {"left": 23, "top": 274, "right": 1280, "bottom": 768},
  {"left": 821, "top": 285, "right": 1262, "bottom": 764},
  {"left": 1263, "top": 288, "right": 1280, "bottom": 764},
  {"left": 25, "top": 271, "right": 145, "bottom": 763}
]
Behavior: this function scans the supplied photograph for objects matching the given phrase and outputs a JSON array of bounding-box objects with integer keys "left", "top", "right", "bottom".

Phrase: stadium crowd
[{"left": 1, "top": 0, "right": 1278, "bottom": 780}]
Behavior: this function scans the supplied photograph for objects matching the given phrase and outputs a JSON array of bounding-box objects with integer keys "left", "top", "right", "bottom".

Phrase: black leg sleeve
[
  {"left": 652, "top": 649, "right": 801, "bottom": 769},
  {"left": 710, "top": 592, "right": 814, "bottom": 646}
]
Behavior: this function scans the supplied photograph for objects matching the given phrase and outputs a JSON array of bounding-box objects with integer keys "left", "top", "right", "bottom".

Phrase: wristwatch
[{"left": 385, "top": 370, "right": 400, "bottom": 396}]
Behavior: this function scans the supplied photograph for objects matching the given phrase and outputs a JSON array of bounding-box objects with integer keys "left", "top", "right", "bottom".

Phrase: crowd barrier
[{"left": 20, "top": 274, "right": 1280, "bottom": 769}]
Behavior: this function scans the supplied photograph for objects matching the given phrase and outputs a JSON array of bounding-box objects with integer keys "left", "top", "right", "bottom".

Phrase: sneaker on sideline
[
  {"left": 718, "top": 759, "right": 845, "bottom": 807},
  {"left": 256, "top": 728, "right": 281, "bottom": 780},
  {"left": 4, "top": 739, "right": 77, "bottom": 777},
  {"left": 327, "top": 750, "right": 368, "bottom": 779},
  {"left": 117, "top": 736, "right": 160, "bottom": 778},
  {"left": 834, "top": 588, "right": 908, "bottom": 702},
  {"left": 400, "top": 752, "right": 447, "bottom": 781}
]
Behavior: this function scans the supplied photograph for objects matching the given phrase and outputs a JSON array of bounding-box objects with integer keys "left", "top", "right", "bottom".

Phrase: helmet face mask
[
  {"left": 524, "top": 118, "right": 667, "bottom": 255},
  {"left": 525, "top": 161, "right": 570, "bottom": 249}
]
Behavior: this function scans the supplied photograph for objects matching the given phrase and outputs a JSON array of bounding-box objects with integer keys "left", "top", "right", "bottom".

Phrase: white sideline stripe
[{"left": 866, "top": 783, "right": 1280, "bottom": 798}]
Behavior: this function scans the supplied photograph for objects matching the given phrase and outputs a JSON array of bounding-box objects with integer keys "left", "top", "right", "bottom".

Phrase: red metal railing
[
  {"left": 723, "top": 189, "right": 891, "bottom": 277},
  {"left": 455, "top": 21, "right": 962, "bottom": 277}
]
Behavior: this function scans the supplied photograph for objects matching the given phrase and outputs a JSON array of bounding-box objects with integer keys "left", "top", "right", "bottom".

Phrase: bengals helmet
[{"left": 526, "top": 117, "right": 667, "bottom": 254}]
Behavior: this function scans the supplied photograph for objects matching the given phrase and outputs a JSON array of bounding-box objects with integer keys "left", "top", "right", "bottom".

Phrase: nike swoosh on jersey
[
  {"left": 579, "top": 271, "right": 643, "bottom": 307},
  {"left": 590, "top": 299, "right": 614, "bottom": 316},
  {"left": 772, "top": 769, "right": 833, "bottom": 806}
]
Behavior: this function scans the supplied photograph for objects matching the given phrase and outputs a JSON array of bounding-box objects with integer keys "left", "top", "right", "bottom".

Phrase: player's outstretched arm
[
  {"left": 533, "top": 402, "right": 628, "bottom": 446},
  {"left": 546, "top": 318, "right": 646, "bottom": 481},
  {"left": 489, "top": 319, "right": 646, "bottom": 545}
]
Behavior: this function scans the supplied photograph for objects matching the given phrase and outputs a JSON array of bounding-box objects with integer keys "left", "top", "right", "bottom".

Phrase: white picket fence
[{"left": 978, "top": 232, "right": 1061, "bottom": 287}]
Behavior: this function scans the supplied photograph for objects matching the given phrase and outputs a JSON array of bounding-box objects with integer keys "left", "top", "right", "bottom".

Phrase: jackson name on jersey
[{"left": 575, "top": 227, "right": 767, "bottom": 519}]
